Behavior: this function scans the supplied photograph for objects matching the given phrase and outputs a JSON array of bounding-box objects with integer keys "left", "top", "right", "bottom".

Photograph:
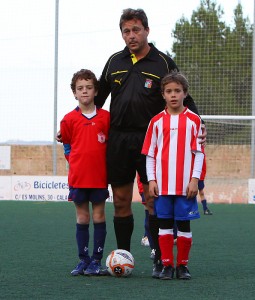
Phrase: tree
[
  {"left": 170, "top": 0, "right": 252, "bottom": 116},
  {"left": 224, "top": 4, "right": 252, "bottom": 111}
]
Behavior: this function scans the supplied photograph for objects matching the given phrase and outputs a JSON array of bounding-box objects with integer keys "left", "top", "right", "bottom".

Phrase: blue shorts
[
  {"left": 198, "top": 180, "right": 205, "bottom": 191},
  {"left": 68, "top": 188, "right": 109, "bottom": 204},
  {"left": 154, "top": 195, "right": 200, "bottom": 221}
]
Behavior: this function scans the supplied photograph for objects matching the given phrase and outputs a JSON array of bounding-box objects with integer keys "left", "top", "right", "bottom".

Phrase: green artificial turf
[{"left": 0, "top": 201, "right": 254, "bottom": 300}]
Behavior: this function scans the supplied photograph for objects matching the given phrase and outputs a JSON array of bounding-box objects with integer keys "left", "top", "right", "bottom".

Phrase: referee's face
[{"left": 121, "top": 19, "right": 149, "bottom": 55}]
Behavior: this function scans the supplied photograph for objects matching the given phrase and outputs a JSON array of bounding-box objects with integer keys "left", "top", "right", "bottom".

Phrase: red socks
[
  {"left": 159, "top": 230, "right": 193, "bottom": 267},
  {"left": 158, "top": 233, "right": 174, "bottom": 267},
  {"left": 176, "top": 235, "right": 192, "bottom": 266}
]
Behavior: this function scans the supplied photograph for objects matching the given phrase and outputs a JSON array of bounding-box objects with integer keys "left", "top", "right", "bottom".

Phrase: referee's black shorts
[{"left": 107, "top": 129, "right": 148, "bottom": 186}]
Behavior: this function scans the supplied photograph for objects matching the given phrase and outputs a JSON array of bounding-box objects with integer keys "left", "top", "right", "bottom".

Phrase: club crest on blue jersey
[
  {"left": 97, "top": 132, "right": 106, "bottom": 143},
  {"left": 145, "top": 78, "right": 153, "bottom": 88}
]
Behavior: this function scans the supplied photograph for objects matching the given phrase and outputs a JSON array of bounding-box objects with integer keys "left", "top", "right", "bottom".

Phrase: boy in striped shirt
[{"left": 142, "top": 71, "right": 204, "bottom": 280}]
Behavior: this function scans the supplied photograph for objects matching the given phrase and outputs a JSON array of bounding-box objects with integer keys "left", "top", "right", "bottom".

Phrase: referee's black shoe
[{"left": 176, "top": 265, "right": 191, "bottom": 280}]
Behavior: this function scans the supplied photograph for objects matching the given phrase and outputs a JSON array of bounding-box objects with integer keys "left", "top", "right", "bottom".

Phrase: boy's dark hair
[
  {"left": 161, "top": 70, "right": 189, "bottom": 93},
  {"left": 119, "top": 8, "right": 149, "bottom": 30},
  {"left": 70, "top": 69, "right": 99, "bottom": 93}
]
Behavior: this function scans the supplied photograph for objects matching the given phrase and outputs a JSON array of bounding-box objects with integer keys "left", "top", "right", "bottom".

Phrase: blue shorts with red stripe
[{"left": 154, "top": 195, "right": 200, "bottom": 221}]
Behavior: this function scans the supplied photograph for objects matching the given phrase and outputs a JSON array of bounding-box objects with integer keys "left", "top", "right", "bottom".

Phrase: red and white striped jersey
[{"left": 142, "top": 107, "right": 203, "bottom": 196}]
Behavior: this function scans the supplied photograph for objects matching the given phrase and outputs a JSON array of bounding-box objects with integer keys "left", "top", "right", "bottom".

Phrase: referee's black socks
[{"left": 113, "top": 215, "right": 134, "bottom": 252}]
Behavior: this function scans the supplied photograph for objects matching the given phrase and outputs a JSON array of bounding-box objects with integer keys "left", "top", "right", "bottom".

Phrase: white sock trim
[
  {"left": 177, "top": 231, "right": 192, "bottom": 238},
  {"left": 159, "top": 228, "right": 173, "bottom": 235}
]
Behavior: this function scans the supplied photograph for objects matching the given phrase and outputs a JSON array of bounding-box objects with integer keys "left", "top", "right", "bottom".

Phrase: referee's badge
[
  {"left": 98, "top": 132, "right": 106, "bottom": 143},
  {"left": 145, "top": 78, "right": 153, "bottom": 88}
]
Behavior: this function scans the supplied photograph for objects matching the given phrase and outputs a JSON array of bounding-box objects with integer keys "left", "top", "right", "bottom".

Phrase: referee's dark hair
[{"left": 119, "top": 8, "right": 149, "bottom": 31}]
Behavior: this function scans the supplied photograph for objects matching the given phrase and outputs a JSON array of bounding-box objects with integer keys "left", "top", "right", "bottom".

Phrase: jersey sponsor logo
[
  {"left": 98, "top": 132, "right": 106, "bottom": 143},
  {"left": 84, "top": 122, "right": 96, "bottom": 126},
  {"left": 144, "top": 78, "right": 153, "bottom": 88}
]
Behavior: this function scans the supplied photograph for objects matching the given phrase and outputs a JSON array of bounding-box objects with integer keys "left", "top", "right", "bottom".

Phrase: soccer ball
[{"left": 106, "top": 249, "right": 135, "bottom": 277}]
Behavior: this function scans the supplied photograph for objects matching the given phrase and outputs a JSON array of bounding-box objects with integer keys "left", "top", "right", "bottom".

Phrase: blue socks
[
  {"left": 201, "top": 199, "right": 208, "bottom": 211},
  {"left": 76, "top": 222, "right": 107, "bottom": 262},
  {"left": 92, "top": 222, "right": 107, "bottom": 261},
  {"left": 76, "top": 223, "right": 90, "bottom": 262}
]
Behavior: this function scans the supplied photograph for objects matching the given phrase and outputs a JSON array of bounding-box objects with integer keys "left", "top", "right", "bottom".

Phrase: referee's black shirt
[{"left": 95, "top": 43, "right": 199, "bottom": 132}]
